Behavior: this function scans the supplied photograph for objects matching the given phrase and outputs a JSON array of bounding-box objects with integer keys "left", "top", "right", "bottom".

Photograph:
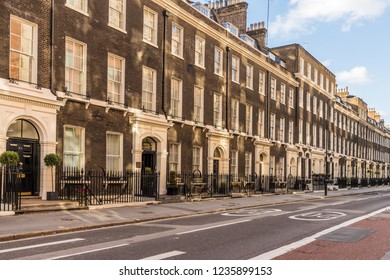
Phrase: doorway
[{"left": 6, "top": 120, "right": 40, "bottom": 196}]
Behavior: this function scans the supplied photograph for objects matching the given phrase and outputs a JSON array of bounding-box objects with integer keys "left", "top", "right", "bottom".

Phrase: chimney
[
  {"left": 246, "top": 21, "right": 267, "bottom": 50},
  {"left": 212, "top": 0, "right": 249, "bottom": 35}
]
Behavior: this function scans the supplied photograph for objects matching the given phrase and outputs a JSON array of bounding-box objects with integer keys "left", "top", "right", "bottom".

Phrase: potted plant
[
  {"left": 44, "top": 153, "right": 61, "bottom": 200},
  {"left": 167, "top": 170, "right": 179, "bottom": 195}
]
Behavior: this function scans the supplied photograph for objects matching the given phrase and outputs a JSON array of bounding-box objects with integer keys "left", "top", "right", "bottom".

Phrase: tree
[
  {"left": 44, "top": 153, "right": 61, "bottom": 193},
  {"left": 0, "top": 151, "right": 19, "bottom": 167}
]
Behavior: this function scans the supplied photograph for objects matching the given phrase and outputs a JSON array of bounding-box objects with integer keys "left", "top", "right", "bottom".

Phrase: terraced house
[{"left": 0, "top": 0, "right": 389, "bottom": 203}]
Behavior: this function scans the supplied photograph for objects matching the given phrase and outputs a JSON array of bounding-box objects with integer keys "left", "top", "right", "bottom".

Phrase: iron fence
[
  {"left": 0, "top": 166, "right": 21, "bottom": 211},
  {"left": 56, "top": 168, "right": 159, "bottom": 206}
]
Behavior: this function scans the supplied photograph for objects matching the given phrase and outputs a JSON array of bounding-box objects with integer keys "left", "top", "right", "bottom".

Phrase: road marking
[
  {"left": 289, "top": 211, "right": 346, "bottom": 221},
  {"left": 49, "top": 244, "right": 129, "bottom": 260},
  {"left": 0, "top": 238, "right": 84, "bottom": 254},
  {"left": 141, "top": 250, "right": 185, "bottom": 260},
  {"left": 222, "top": 209, "right": 281, "bottom": 217},
  {"left": 250, "top": 206, "right": 390, "bottom": 260},
  {"left": 177, "top": 219, "right": 251, "bottom": 235}
]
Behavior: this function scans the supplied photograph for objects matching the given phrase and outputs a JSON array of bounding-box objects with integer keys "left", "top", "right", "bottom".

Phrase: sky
[{"left": 200, "top": 0, "right": 390, "bottom": 125}]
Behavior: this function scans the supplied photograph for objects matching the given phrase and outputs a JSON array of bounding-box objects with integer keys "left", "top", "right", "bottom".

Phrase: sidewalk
[{"left": 0, "top": 186, "right": 389, "bottom": 242}]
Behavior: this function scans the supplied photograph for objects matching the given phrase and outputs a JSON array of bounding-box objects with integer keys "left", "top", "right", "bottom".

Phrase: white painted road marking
[
  {"left": 49, "top": 244, "right": 129, "bottom": 260},
  {"left": 222, "top": 209, "right": 282, "bottom": 217},
  {"left": 177, "top": 220, "right": 251, "bottom": 235},
  {"left": 289, "top": 211, "right": 346, "bottom": 221},
  {"left": 250, "top": 206, "right": 390, "bottom": 260},
  {"left": 141, "top": 251, "right": 185, "bottom": 260},
  {"left": 0, "top": 238, "right": 85, "bottom": 254}
]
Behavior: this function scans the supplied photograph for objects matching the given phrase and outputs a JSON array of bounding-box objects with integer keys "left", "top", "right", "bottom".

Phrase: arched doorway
[
  {"left": 6, "top": 119, "right": 40, "bottom": 195},
  {"left": 142, "top": 137, "right": 157, "bottom": 173}
]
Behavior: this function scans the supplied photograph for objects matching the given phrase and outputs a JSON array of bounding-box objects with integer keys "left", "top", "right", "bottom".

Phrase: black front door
[
  {"left": 7, "top": 139, "right": 39, "bottom": 195},
  {"left": 213, "top": 160, "right": 219, "bottom": 193},
  {"left": 141, "top": 152, "right": 156, "bottom": 197}
]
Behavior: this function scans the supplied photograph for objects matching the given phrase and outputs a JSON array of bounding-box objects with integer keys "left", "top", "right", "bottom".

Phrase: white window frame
[
  {"left": 194, "top": 36, "right": 205, "bottom": 68},
  {"left": 270, "top": 77, "right": 276, "bottom": 100},
  {"left": 313, "top": 96, "right": 317, "bottom": 115},
  {"left": 270, "top": 113, "right": 276, "bottom": 140},
  {"left": 170, "top": 77, "right": 182, "bottom": 118},
  {"left": 63, "top": 126, "right": 85, "bottom": 170},
  {"left": 245, "top": 152, "right": 252, "bottom": 177},
  {"left": 65, "top": 0, "right": 89, "bottom": 15},
  {"left": 313, "top": 125, "right": 317, "bottom": 147},
  {"left": 246, "top": 105, "right": 253, "bottom": 134},
  {"left": 169, "top": 143, "right": 181, "bottom": 173},
  {"left": 299, "top": 57, "right": 304, "bottom": 75},
  {"left": 213, "top": 93, "right": 222, "bottom": 128},
  {"left": 230, "top": 150, "right": 238, "bottom": 175},
  {"left": 289, "top": 88, "right": 294, "bottom": 108},
  {"left": 289, "top": 121, "right": 294, "bottom": 144},
  {"left": 142, "top": 66, "right": 157, "bottom": 112},
  {"left": 107, "top": 53, "right": 125, "bottom": 104},
  {"left": 246, "top": 64, "right": 254, "bottom": 89},
  {"left": 306, "top": 122, "right": 311, "bottom": 145},
  {"left": 214, "top": 47, "right": 223, "bottom": 76},
  {"left": 299, "top": 88, "right": 304, "bottom": 108},
  {"left": 280, "top": 117, "right": 285, "bottom": 142},
  {"left": 279, "top": 157, "right": 285, "bottom": 181},
  {"left": 306, "top": 92, "right": 311, "bottom": 112},
  {"left": 109, "top": 0, "right": 126, "bottom": 32},
  {"left": 194, "top": 86, "right": 204, "bottom": 123},
  {"left": 143, "top": 6, "right": 158, "bottom": 47},
  {"left": 9, "top": 16, "right": 38, "bottom": 84},
  {"left": 106, "top": 132, "right": 123, "bottom": 173},
  {"left": 307, "top": 63, "right": 311, "bottom": 79},
  {"left": 231, "top": 55, "right": 240, "bottom": 83},
  {"left": 280, "top": 83, "right": 286, "bottom": 105},
  {"left": 171, "top": 23, "right": 184, "bottom": 58},
  {"left": 231, "top": 99, "right": 239, "bottom": 131},
  {"left": 65, "top": 37, "right": 87, "bottom": 95},
  {"left": 193, "top": 146, "right": 202, "bottom": 172},
  {"left": 259, "top": 71, "right": 265, "bottom": 95},
  {"left": 299, "top": 119, "right": 303, "bottom": 144},
  {"left": 258, "top": 109, "right": 265, "bottom": 138},
  {"left": 319, "top": 100, "right": 324, "bottom": 119}
]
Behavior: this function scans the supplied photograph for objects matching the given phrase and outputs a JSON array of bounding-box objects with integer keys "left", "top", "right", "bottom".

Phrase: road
[{"left": 1, "top": 191, "right": 390, "bottom": 260}]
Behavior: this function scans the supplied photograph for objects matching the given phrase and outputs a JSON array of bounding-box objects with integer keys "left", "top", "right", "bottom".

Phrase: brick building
[{"left": 0, "top": 0, "right": 389, "bottom": 200}]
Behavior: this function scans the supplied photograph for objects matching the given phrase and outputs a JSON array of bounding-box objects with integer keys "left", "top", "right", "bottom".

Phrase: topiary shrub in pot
[{"left": 44, "top": 153, "right": 61, "bottom": 200}]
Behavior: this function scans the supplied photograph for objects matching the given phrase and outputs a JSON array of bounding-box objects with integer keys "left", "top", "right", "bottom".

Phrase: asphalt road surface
[{"left": 1, "top": 191, "right": 390, "bottom": 260}]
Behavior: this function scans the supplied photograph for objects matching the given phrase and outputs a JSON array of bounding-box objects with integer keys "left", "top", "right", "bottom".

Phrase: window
[
  {"left": 143, "top": 7, "right": 158, "bottom": 46},
  {"left": 170, "top": 77, "right": 182, "bottom": 117},
  {"left": 312, "top": 96, "right": 317, "bottom": 115},
  {"left": 319, "top": 127, "right": 323, "bottom": 148},
  {"left": 259, "top": 71, "right": 265, "bottom": 95},
  {"left": 65, "top": 37, "right": 86, "bottom": 94},
  {"left": 278, "top": 157, "right": 285, "bottom": 181},
  {"left": 169, "top": 143, "right": 180, "bottom": 172},
  {"left": 142, "top": 66, "right": 156, "bottom": 111},
  {"left": 193, "top": 146, "right": 202, "bottom": 171},
  {"left": 107, "top": 53, "right": 124, "bottom": 104},
  {"left": 313, "top": 125, "right": 317, "bottom": 147},
  {"left": 280, "top": 118, "right": 285, "bottom": 142},
  {"left": 106, "top": 133, "right": 122, "bottom": 172},
  {"left": 246, "top": 105, "right": 253, "bottom": 134},
  {"left": 299, "top": 88, "right": 304, "bottom": 108},
  {"left": 306, "top": 122, "right": 311, "bottom": 145},
  {"left": 109, "top": 0, "right": 126, "bottom": 31},
  {"left": 246, "top": 64, "right": 253, "bottom": 89},
  {"left": 10, "top": 16, "right": 37, "bottom": 83},
  {"left": 171, "top": 23, "right": 183, "bottom": 58},
  {"left": 231, "top": 55, "right": 240, "bottom": 83},
  {"left": 194, "top": 86, "right": 203, "bottom": 123},
  {"left": 213, "top": 93, "right": 222, "bottom": 127},
  {"left": 231, "top": 99, "right": 239, "bottom": 131},
  {"left": 314, "top": 69, "right": 318, "bottom": 84},
  {"left": 319, "top": 100, "right": 323, "bottom": 118},
  {"left": 270, "top": 114, "right": 276, "bottom": 140},
  {"left": 326, "top": 78, "right": 329, "bottom": 92},
  {"left": 270, "top": 78, "right": 276, "bottom": 100},
  {"left": 63, "top": 126, "right": 84, "bottom": 169},
  {"left": 306, "top": 92, "right": 311, "bottom": 111},
  {"left": 299, "top": 119, "right": 303, "bottom": 144},
  {"left": 289, "top": 88, "right": 294, "bottom": 108},
  {"left": 66, "top": 0, "right": 88, "bottom": 14},
  {"left": 194, "top": 36, "right": 205, "bottom": 68},
  {"left": 245, "top": 152, "right": 252, "bottom": 177},
  {"left": 289, "top": 121, "right": 294, "bottom": 144},
  {"left": 230, "top": 150, "right": 238, "bottom": 175},
  {"left": 270, "top": 156, "right": 275, "bottom": 176},
  {"left": 214, "top": 47, "right": 223, "bottom": 76},
  {"left": 306, "top": 63, "right": 311, "bottom": 79},
  {"left": 258, "top": 109, "right": 264, "bottom": 138},
  {"left": 320, "top": 73, "right": 324, "bottom": 89},
  {"left": 299, "top": 57, "right": 304, "bottom": 75},
  {"left": 280, "top": 83, "right": 286, "bottom": 104}
]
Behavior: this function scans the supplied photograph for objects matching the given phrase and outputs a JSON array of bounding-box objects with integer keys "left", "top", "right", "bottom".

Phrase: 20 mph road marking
[{"left": 0, "top": 238, "right": 84, "bottom": 254}]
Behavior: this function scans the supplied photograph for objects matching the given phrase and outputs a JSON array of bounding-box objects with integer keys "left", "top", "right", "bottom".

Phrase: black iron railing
[{"left": 0, "top": 166, "right": 22, "bottom": 211}]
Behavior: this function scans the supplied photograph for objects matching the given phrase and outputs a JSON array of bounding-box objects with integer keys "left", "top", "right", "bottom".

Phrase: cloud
[
  {"left": 336, "top": 66, "right": 373, "bottom": 84},
  {"left": 270, "top": 0, "right": 390, "bottom": 38}
]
